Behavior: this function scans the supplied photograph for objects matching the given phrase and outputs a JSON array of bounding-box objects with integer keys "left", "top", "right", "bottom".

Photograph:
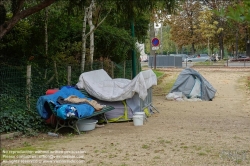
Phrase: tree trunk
[
  {"left": 207, "top": 38, "right": 210, "bottom": 56},
  {"left": 88, "top": 0, "right": 95, "bottom": 70},
  {"left": 246, "top": 27, "right": 250, "bottom": 57},
  {"left": 191, "top": 43, "right": 195, "bottom": 54},
  {"left": 235, "top": 28, "right": 239, "bottom": 59},
  {"left": 81, "top": 7, "right": 88, "bottom": 73},
  {"left": 80, "top": 5, "right": 110, "bottom": 73},
  {"left": 218, "top": 31, "right": 224, "bottom": 59},
  {"left": 45, "top": 7, "right": 48, "bottom": 62},
  {"left": 175, "top": 44, "right": 178, "bottom": 54}
]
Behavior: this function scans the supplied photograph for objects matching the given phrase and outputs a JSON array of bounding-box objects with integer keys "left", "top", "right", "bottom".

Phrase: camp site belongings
[
  {"left": 166, "top": 68, "right": 217, "bottom": 101},
  {"left": 75, "top": 69, "right": 158, "bottom": 122},
  {"left": 36, "top": 69, "right": 158, "bottom": 133},
  {"left": 36, "top": 86, "right": 115, "bottom": 134}
]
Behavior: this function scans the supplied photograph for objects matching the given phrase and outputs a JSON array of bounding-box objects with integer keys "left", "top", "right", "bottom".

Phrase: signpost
[
  {"left": 152, "top": 37, "right": 160, "bottom": 47},
  {"left": 151, "top": 38, "right": 160, "bottom": 69}
]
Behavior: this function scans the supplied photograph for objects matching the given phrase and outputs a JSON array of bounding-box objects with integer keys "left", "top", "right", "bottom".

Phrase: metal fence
[
  {"left": 0, "top": 60, "right": 141, "bottom": 114},
  {"left": 140, "top": 87, "right": 159, "bottom": 114},
  {"left": 146, "top": 57, "right": 250, "bottom": 68},
  {"left": 183, "top": 60, "right": 250, "bottom": 68},
  {"left": 226, "top": 60, "right": 250, "bottom": 67},
  {"left": 148, "top": 55, "right": 182, "bottom": 68}
]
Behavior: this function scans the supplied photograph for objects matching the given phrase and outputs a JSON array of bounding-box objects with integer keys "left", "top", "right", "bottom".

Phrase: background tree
[
  {"left": 0, "top": 0, "right": 56, "bottom": 39},
  {"left": 0, "top": 0, "right": 177, "bottom": 68},
  {"left": 196, "top": 9, "right": 219, "bottom": 56},
  {"left": 167, "top": 0, "right": 202, "bottom": 54},
  {"left": 204, "top": 0, "right": 235, "bottom": 59},
  {"left": 226, "top": 0, "right": 250, "bottom": 57}
]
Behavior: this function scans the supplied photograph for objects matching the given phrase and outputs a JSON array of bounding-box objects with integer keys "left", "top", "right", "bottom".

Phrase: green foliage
[
  {"left": 11, "top": 0, "right": 19, "bottom": 15},
  {"left": 0, "top": 0, "right": 178, "bottom": 67},
  {"left": 0, "top": 4, "right": 6, "bottom": 25},
  {"left": 95, "top": 24, "right": 134, "bottom": 62},
  {"left": 227, "top": 6, "right": 245, "bottom": 23},
  {"left": 0, "top": 18, "right": 32, "bottom": 65},
  {"left": 0, "top": 101, "right": 47, "bottom": 134}
]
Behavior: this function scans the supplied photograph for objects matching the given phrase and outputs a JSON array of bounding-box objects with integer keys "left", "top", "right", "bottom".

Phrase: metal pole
[
  {"left": 154, "top": 51, "right": 156, "bottom": 69},
  {"left": 131, "top": 20, "right": 136, "bottom": 78},
  {"left": 160, "top": 23, "right": 163, "bottom": 55},
  {"left": 174, "top": 55, "right": 175, "bottom": 67}
]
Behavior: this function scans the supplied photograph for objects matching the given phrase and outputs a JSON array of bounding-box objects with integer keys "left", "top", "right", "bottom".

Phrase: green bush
[{"left": 0, "top": 97, "right": 47, "bottom": 134}]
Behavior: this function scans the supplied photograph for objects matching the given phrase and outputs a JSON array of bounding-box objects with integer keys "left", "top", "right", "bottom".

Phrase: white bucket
[
  {"left": 134, "top": 112, "right": 146, "bottom": 122},
  {"left": 133, "top": 115, "right": 144, "bottom": 126},
  {"left": 76, "top": 119, "right": 98, "bottom": 131}
]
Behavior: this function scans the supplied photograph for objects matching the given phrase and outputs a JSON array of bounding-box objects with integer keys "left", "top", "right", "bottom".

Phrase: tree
[
  {"left": 204, "top": 0, "right": 235, "bottom": 59},
  {"left": 81, "top": 0, "right": 111, "bottom": 72},
  {"left": 167, "top": 0, "right": 202, "bottom": 54},
  {"left": 196, "top": 9, "right": 219, "bottom": 56},
  {"left": 113, "top": 0, "right": 176, "bottom": 77},
  {"left": 0, "top": 0, "right": 176, "bottom": 70},
  {"left": 0, "top": 0, "right": 56, "bottom": 39},
  {"left": 226, "top": 0, "right": 250, "bottom": 57}
]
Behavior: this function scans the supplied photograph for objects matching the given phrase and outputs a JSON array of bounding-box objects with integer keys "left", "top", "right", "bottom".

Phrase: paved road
[{"left": 141, "top": 61, "right": 250, "bottom": 68}]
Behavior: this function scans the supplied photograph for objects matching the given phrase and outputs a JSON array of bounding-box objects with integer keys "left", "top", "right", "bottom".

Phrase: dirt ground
[{"left": 2, "top": 67, "right": 250, "bottom": 166}]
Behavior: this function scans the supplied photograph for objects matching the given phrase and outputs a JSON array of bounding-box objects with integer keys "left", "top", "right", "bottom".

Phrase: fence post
[
  {"left": 54, "top": 61, "right": 59, "bottom": 86},
  {"left": 26, "top": 65, "right": 31, "bottom": 111},
  {"left": 124, "top": 61, "right": 126, "bottom": 78},
  {"left": 111, "top": 61, "right": 114, "bottom": 78},
  {"left": 67, "top": 66, "right": 71, "bottom": 85}
]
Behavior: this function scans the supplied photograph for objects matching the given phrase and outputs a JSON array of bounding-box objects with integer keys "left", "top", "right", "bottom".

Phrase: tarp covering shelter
[
  {"left": 170, "top": 68, "right": 216, "bottom": 101},
  {"left": 76, "top": 69, "right": 157, "bottom": 102},
  {"left": 76, "top": 69, "right": 157, "bottom": 122}
]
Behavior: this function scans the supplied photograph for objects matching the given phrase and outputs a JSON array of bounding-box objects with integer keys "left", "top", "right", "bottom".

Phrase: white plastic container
[
  {"left": 133, "top": 115, "right": 144, "bottom": 126},
  {"left": 48, "top": 132, "right": 58, "bottom": 137},
  {"left": 76, "top": 119, "right": 98, "bottom": 131},
  {"left": 134, "top": 112, "right": 146, "bottom": 120}
]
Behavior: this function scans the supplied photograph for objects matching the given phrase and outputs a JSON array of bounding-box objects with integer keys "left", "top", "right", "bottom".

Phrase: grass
[
  {"left": 152, "top": 70, "right": 178, "bottom": 96},
  {"left": 142, "top": 144, "right": 150, "bottom": 149},
  {"left": 245, "top": 76, "right": 250, "bottom": 89},
  {"left": 237, "top": 75, "right": 250, "bottom": 91},
  {"left": 153, "top": 155, "right": 161, "bottom": 159},
  {"left": 152, "top": 69, "right": 165, "bottom": 78},
  {"left": 197, "top": 152, "right": 207, "bottom": 156}
]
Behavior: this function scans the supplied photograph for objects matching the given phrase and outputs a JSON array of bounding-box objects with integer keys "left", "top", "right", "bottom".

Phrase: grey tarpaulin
[{"left": 170, "top": 68, "right": 217, "bottom": 101}]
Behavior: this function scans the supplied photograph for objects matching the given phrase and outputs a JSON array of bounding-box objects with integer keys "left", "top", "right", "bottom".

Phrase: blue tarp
[{"left": 36, "top": 86, "right": 95, "bottom": 119}]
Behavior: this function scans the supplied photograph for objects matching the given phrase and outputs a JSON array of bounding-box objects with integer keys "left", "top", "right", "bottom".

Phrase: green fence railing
[{"left": 0, "top": 60, "right": 141, "bottom": 133}]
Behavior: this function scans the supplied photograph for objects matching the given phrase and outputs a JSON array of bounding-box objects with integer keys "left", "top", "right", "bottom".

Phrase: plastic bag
[{"left": 166, "top": 93, "right": 175, "bottom": 100}]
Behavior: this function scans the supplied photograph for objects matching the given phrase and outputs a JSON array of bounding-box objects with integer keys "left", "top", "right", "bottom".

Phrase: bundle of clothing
[{"left": 36, "top": 86, "right": 105, "bottom": 120}]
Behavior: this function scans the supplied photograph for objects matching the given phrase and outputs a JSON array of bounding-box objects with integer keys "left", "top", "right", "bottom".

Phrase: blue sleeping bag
[{"left": 36, "top": 86, "right": 95, "bottom": 119}]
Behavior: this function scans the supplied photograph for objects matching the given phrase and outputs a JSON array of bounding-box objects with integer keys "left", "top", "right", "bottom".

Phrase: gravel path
[{"left": 2, "top": 67, "right": 250, "bottom": 166}]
